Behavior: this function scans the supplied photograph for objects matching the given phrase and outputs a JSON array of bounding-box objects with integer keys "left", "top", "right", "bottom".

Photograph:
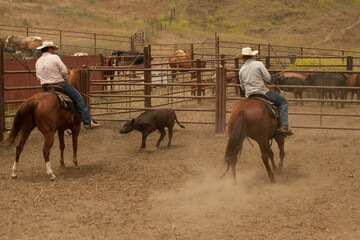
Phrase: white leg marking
[
  {"left": 11, "top": 161, "right": 18, "bottom": 178},
  {"left": 45, "top": 162, "right": 56, "bottom": 181}
]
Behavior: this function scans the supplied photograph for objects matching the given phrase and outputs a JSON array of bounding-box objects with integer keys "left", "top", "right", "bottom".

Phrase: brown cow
[
  {"left": 226, "top": 74, "right": 243, "bottom": 96},
  {"left": 168, "top": 50, "right": 206, "bottom": 79},
  {"left": 4, "top": 35, "right": 43, "bottom": 58},
  {"left": 103, "top": 56, "right": 116, "bottom": 91},
  {"left": 168, "top": 50, "right": 193, "bottom": 68},
  {"left": 344, "top": 74, "right": 356, "bottom": 100},
  {"left": 1, "top": 36, "right": 9, "bottom": 46},
  {"left": 190, "top": 78, "right": 212, "bottom": 96},
  {"left": 2, "top": 35, "right": 23, "bottom": 50},
  {"left": 23, "top": 41, "right": 42, "bottom": 58},
  {"left": 280, "top": 72, "right": 306, "bottom": 81}
]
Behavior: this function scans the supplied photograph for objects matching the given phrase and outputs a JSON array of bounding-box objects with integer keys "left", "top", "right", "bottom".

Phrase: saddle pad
[
  {"left": 48, "top": 90, "right": 73, "bottom": 109},
  {"left": 250, "top": 97, "right": 279, "bottom": 119},
  {"left": 45, "top": 85, "right": 64, "bottom": 93}
]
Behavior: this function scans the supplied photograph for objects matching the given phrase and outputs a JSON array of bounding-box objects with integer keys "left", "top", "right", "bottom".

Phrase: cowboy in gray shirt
[{"left": 238, "top": 47, "right": 291, "bottom": 134}]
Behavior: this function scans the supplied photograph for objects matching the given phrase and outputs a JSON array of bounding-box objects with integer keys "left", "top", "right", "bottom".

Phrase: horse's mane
[{"left": 67, "top": 69, "right": 80, "bottom": 90}]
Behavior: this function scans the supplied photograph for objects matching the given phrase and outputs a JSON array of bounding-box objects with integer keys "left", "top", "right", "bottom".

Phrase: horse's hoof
[
  {"left": 270, "top": 177, "right": 276, "bottom": 183},
  {"left": 276, "top": 166, "right": 283, "bottom": 175},
  {"left": 11, "top": 173, "right": 17, "bottom": 179},
  {"left": 49, "top": 174, "right": 57, "bottom": 181}
]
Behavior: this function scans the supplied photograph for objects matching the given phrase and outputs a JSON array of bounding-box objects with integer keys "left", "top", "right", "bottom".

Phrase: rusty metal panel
[
  {"left": 3, "top": 55, "right": 103, "bottom": 109},
  {"left": 0, "top": 45, "right": 4, "bottom": 141}
]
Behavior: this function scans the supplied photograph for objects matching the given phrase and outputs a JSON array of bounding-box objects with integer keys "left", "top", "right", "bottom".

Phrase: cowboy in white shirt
[
  {"left": 36, "top": 41, "right": 100, "bottom": 129},
  {"left": 238, "top": 47, "right": 291, "bottom": 134}
]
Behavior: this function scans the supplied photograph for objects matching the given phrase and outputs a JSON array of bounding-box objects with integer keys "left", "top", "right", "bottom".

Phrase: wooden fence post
[
  {"left": 221, "top": 54, "right": 226, "bottom": 67},
  {"left": 59, "top": 30, "right": 62, "bottom": 52},
  {"left": 0, "top": 44, "right": 4, "bottom": 142},
  {"left": 347, "top": 56, "right": 353, "bottom": 71},
  {"left": 190, "top": 44, "right": 194, "bottom": 67},
  {"left": 265, "top": 56, "right": 271, "bottom": 69},
  {"left": 144, "top": 46, "right": 152, "bottom": 108},
  {"left": 215, "top": 66, "right": 226, "bottom": 133},
  {"left": 94, "top": 34, "right": 97, "bottom": 55},
  {"left": 234, "top": 57, "right": 241, "bottom": 96},
  {"left": 79, "top": 65, "right": 91, "bottom": 113},
  {"left": 190, "top": 44, "right": 195, "bottom": 80},
  {"left": 215, "top": 35, "right": 220, "bottom": 67},
  {"left": 196, "top": 59, "right": 202, "bottom": 103},
  {"left": 131, "top": 36, "right": 135, "bottom": 51}
]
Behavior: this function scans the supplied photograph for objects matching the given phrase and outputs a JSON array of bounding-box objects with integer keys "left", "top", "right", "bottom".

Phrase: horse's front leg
[
  {"left": 72, "top": 124, "right": 81, "bottom": 167},
  {"left": 43, "top": 131, "right": 56, "bottom": 181},
  {"left": 58, "top": 130, "right": 65, "bottom": 167}
]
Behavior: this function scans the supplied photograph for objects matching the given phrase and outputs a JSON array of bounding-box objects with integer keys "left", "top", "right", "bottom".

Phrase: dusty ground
[{"left": 0, "top": 100, "right": 360, "bottom": 240}]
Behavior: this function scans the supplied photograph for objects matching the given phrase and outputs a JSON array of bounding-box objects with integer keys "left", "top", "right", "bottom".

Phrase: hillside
[{"left": 1, "top": 0, "right": 360, "bottom": 51}]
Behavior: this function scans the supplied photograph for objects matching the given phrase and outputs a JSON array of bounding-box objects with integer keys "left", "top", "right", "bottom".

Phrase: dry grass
[{"left": 1, "top": 0, "right": 360, "bottom": 50}]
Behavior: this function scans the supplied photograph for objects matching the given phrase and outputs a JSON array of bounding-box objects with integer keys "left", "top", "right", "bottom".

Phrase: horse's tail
[
  {"left": 175, "top": 113, "right": 185, "bottom": 129},
  {"left": 7, "top": 99, "right": 37, "bottom": 144},
  {"left": 221, "top": 111, "right": 247, "bottom": 178}
]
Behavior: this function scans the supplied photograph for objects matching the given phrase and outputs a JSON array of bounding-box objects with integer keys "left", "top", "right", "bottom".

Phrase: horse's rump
[{"left": 229, "top": 99, "right": 277, "bottom": 140}]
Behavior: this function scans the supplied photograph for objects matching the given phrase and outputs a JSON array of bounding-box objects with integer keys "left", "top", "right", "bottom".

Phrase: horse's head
[
  {"left": 67, "top": 69, "right": 81, "bottom": 90},
  {"left": 106, "top": 56, "right": 117, "bottom": 67}
]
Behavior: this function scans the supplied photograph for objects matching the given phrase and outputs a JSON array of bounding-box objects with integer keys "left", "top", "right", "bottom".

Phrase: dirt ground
[{"left": 0, "top": 100, "right": 360, "bottom": 240}]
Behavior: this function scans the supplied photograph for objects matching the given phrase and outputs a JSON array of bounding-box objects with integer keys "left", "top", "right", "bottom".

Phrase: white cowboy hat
[
  {"left": 36, "top": 41, "right": 59, "bottom": 50},
  {"left": 237, "top": 47, "right": 258, "bottom": 58}
]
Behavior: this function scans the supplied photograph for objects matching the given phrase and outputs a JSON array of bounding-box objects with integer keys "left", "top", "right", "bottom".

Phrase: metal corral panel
[{"left": 4, "top": 55, "right": 103, "bottom": 108}]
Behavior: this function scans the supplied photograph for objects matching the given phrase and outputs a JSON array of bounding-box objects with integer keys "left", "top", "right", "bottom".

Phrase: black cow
[
  {"left": 111, "top": 50, "right": 145, "bottom": 65},
  {"left": 305, "top": 73, "right": 346, "bottom": 108},
  {"left": 271, "top": 75, "right": 304, "bottom": 105},
  {"left": 356, "top": 74, "right": 360, "bottom": 100},
  {"left": 120, "top": 109, "right": 185, "bottom": 149}
]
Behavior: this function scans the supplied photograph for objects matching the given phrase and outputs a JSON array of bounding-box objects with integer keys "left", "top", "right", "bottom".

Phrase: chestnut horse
[
  {"left": 104, "top": 56, "right": 117, "bottom": 91},
  {"left": 7, "top": 69, "right": 82, "bottom": 180},
  {"left": 223, "top": 98, "right": 287, "bottom": 184}
]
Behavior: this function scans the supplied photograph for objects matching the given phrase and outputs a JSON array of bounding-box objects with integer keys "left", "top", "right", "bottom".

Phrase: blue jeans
[
  {"left": 265, "top": 90, "right": 288, "bottom": 126},
  {"left": 42, "top": 81, "right": 92, "bottom": 125}
]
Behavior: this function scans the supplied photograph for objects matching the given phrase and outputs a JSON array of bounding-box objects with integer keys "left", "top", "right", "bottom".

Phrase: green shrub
[{"left": 295, "top": 58, "right": 348, "bottom": 70}]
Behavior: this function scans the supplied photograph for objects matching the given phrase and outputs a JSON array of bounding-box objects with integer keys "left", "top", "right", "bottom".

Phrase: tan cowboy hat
[
  {"left": 36, "top": 41, "right": 59, "bottom": 50},
  {"left": 237, "top": 47, "right": 258, "bottom": 58}
]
